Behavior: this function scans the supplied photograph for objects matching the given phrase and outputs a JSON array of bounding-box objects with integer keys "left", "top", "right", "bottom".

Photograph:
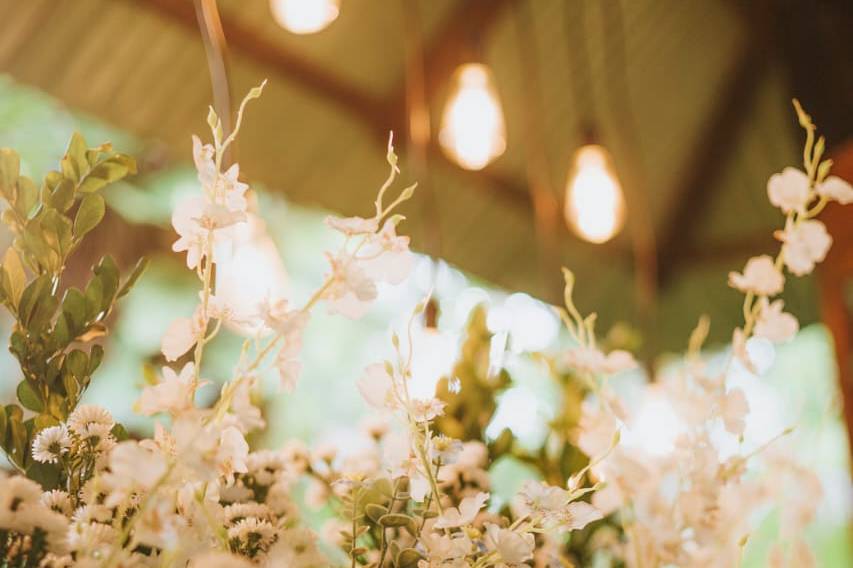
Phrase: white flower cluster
[
  {"left": 0, "top": 84, "right": 417, "bottom": 567},
  {"left": 336, "top": 299, "right": 608, "bottom": 567},
  {"left": 553, "top": 101, "right": 840, "bottom": 567},
  {"left": 0, "top": 91, "right": 839, "bottom": 567}
]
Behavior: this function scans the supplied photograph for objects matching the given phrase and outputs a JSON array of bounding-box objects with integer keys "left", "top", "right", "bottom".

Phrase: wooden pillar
[{"left": 818, "top": 140, "right": 853, "bottom": 462}]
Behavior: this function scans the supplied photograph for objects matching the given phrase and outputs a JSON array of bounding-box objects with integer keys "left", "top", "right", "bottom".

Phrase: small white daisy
[
  {"left": 227, "top": 517, "right": 276, "bottom": 548},
  {"left": 67, "top": 405, "right": 114, "bottom": 438},
  {"left": 40, "top": 489, "right": 72, "bottom": 516},
  {"left": 31, "top": 425, "right": 71, "bottom": 464}
]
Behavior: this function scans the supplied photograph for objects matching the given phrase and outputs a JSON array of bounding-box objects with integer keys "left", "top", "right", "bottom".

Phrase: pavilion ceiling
[{"left": 0, "top": 0, "right": 850, "bottom": 350}]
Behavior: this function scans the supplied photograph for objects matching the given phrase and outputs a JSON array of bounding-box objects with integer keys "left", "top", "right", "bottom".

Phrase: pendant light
[
  {"left": 439, "top": 62, "right": 506, "bottom": 170},
  {"left": 270, "top": 0, "right": 340, "bottom": 35},
  {"left": 563, "top": 142, "right": 626, "bottom": 244}
]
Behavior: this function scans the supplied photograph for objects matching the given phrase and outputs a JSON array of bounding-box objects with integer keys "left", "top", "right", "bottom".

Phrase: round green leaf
[{"left": 16, "top": 380, "right": 43, "bottom": 412}]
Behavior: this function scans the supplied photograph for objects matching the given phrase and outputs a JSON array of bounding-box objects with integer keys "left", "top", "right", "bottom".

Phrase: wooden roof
[{"left": 0, "top": 0, "right": 850, "bottom": 349}]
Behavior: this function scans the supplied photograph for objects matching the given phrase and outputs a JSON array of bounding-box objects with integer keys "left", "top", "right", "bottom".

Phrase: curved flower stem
[
  {"left": 243, "top": 275, "right": 334, "bottom": 375},
  {"left": 192, "top": 230, "right": 215, "bottom": 391},
  {"left": 103, "top": 461, "right": 176, "bottom": 568}
]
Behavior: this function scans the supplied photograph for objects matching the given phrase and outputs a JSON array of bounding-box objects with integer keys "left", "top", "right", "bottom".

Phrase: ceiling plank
[
  {"left": 133, "top": 0, "right": 389, "bottom": 133},
  {"left": 387, "top": 0, "right": 531, "bottom": 210},
  {"left": 387, "top": 0, "right": 518, "bottom": 119},
  {"left": 657, "top": 44, "right": 768, "bottom": 285},
  {"left": 133, "top": 0, "right": 532, "bottom": 213},
  {"left": 770, "top": 0, "right": 853, "bottom": 149}
]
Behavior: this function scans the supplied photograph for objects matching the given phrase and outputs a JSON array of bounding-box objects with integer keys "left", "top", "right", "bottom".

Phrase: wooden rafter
[
  {"left": 656, "top": 45, "right": 768, "bottom": 285},
  {"left": 134, "top": 0, "right": 531, "bottom": 211},
  {"left": 771, "top": 0, "right": 853, "bottom": 148},
  {"left": 134, "top": 0, "right": 389, "bottom": 134},
  {"left": 818, "top": 142, "right": 853, "bottom": 468},
  {"left": 386, "top": 0, "right": 518, "bottom": 120},
  {"left": 388, "top": 0, "right": 528, "bottom": 210}
]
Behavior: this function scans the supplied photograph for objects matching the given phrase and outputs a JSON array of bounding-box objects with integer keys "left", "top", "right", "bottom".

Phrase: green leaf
[
  {"left": 46, "top": 394, "right": 64, "bottom": 420},
  {"left": 60, "top": 133, "right": 88, "bottom": 182},
  {"left": 18, "top": 274, "right": 49, "bottom": 327},
  {"left": 117, "top": 257, "right": 149, "bottom": 299},
  {"left": 15, "top": 176, "right": 38, "bottom": 218},
  {"left": 378, "top": 513, "right": 412, "bottom": 528},
  {"left": 88, "top": 344, "right": 104, "bottom": 374},
  {"left": 77, "top": 154, "right": 137, "bottom": 193},
  {"left": 94, "top": 255, "right": 119, "bottom": 307},
  {"left": 2, "top": 247, "right": 26, "bottom": 309},
  {"left": 0, "top": 148, "right": 20, "bottom": 198},
  {"left": 111, "top": 423, "right": 129, "bottom": 442},
  {"left": 0, "top": 406, "right": 6, "bottom": 446},
  {"left": 61, "top": 287, "right": 87, "bottom": 333},
  {"left": 33, "top": 413, "right": 59, "bottom": 431},
  {"left": 65, "top": 350, "right": 88, "bottom": 379},
  {"left": 5, "top": 404, "right": 23, "bottom": 421},
  {"left": 39, "top": 208, "right": 73, "bottom": 258},
  {"left": 396, "top": 548, "right": 423, "bottom": 568},
  {"left": 20, "top": 224, "right": 58, "bottom": 272},
  {"left": 26, "top": 460, "right": 60, "bottom": 490},
  {"left": 74, "top": 193, "right": 105, "bottom": 238},
  {"left": 6, "top": 412, "right": 27, "bottom": 467},
  {"left": 84, "top": 275, "right": 104, "bottom": 320},
  {"left": 17, "top": 380, "right": 44, "bottom": 412},
  {"left": 365, "top": 503, "right": 388, "bottom": 523},
  {"left": 52, "top": 313, "right": 71, "bottom": 348},
  {"left": 62, "top": 372, "right": 80, "bottom": 404},
  {"left": 49, "top": 178, "right": 75, "bottom": 212},
  {"left": 27, "top": 293, "right": 58, "bottom": 334}
]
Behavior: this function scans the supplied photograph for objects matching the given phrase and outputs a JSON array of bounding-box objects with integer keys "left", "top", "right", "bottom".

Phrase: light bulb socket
[
  {"left": 424, "top": 297, "right": 440, "bottom": 330},
  {"left": 462, "top": 27, "right": 485, "bottom": 64},
  {"left": 580, "top": 124, "right": 598, "bottom": 146}
]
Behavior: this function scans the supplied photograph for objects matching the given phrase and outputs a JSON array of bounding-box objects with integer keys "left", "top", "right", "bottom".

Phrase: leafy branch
[{"left": 0, "top": 134, "right": 147, "bottom": 485}]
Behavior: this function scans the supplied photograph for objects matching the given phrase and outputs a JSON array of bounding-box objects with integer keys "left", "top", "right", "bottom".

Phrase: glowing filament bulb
[
  {"left": 270, "top": 0, "right": 340, "bottom": 34},
  {"left": 439, "top": 63, "right": 506, "bottom": 170},
  {"left": 564, "top": 144, "right": 626, "bottom": 243}
]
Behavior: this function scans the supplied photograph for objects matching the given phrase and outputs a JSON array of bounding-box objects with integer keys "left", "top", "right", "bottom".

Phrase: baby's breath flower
[
  {"left": 432, "top": 435, "right": 463, "bottom": 464},
  {"left": 779, "top": 219, "right": 832, "bottom": 276},
  {"left": 410, "top": 397, "right": 446, "bottom": 422},
  {"left": 324, "top": 215, "right": 379, "bottom": 236},
  {"left": 754, "top": 298, "right": 799, "bottom": 343},
  {"left": 484, "top": 523, "right": 535, "bottom": 565},
  {"left": 817, "top": 175, "right": 853, "bottom": 204},
  {"left": 767, "top": 167, "right": 810, "bottom": 214},
  {"left": 434, "top": 492, "right": 488, "bottom": 529},
  {"left": 728, "top": 255, "right": 784, "bottom": 296},
  {"left": 136, "top": 362, "right": 197, "bottom": 416}
]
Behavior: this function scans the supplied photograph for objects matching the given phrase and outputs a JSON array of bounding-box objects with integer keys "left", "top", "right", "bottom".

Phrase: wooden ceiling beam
[
  {"left": 770, "top": 0, "right": 853, "bottom": 149},
  {"left": 387, "top": 0, "right": 518, "bottom": 118},
  {"left": 656, "top": 44, "right": 768, "bottom": 285},
  {"left": 134, "top": 0, "right": 532, "bottom": 212},
  {"left": 134, "top": 0, "right": 389, "bottom": 134},
  {"left": 387, "top": 0, "right": 530, "bottom": 211}
]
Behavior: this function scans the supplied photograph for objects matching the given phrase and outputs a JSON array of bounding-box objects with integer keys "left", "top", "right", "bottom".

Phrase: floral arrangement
[{"left": 0, "top": 84, "right": 850, "bottom": 568}]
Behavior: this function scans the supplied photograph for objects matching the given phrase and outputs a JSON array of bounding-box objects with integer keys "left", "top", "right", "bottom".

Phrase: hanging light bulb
[
  {"left": 439, "top": 63, "right": 506, "bottom": 170},
  {"left": 270, "top": 0, "right": 340, "bottom": 35},
  {"left": 564, "top": 144, "right": 626, "bottom": 243}
]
